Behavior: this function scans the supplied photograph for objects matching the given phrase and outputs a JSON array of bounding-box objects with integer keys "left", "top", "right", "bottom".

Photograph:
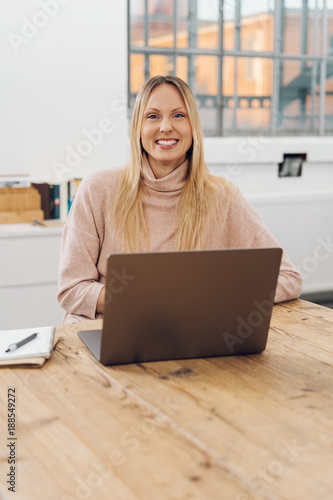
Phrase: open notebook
[{"left": 0, "top": 326, "right": 55, "bottom": 367}]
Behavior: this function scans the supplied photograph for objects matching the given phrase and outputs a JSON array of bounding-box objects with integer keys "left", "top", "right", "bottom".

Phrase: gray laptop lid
[{"left": 78, "top": 248, "right": 282, "bottom": 365}]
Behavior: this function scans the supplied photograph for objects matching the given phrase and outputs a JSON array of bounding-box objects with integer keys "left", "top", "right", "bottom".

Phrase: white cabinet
[{"left": 0, "top": 223, "right": 64, "bottom": 329}]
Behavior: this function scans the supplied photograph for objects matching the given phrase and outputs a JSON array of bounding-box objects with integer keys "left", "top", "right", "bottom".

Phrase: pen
[{"left": 5, "top": 333, "right": 38, "bottom": 353}]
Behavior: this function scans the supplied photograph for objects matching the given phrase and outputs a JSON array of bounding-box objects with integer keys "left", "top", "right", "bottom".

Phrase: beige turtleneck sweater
[{"left": 57, "top": 158, "right": 302, "bottom": 323}]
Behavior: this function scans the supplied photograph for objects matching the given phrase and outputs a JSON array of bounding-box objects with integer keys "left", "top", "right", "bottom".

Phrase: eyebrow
[{"left": 144, "top": 107, "right": 186, "bottom": 113}]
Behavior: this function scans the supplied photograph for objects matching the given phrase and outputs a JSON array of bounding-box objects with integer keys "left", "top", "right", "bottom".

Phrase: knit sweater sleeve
[
  {"left": 57, "top": 170, "right": 113, "bottom": 320},
  {"left": 223, "top": 186, "right": 303, "bottom": 303}
]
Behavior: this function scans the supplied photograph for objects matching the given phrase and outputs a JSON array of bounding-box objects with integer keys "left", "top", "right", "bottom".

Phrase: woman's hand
[{"left": 96, "top": 287, "right": 105, "bottom": 314}]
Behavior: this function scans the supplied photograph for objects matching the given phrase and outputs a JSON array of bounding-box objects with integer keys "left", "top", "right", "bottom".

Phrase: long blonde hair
[{"left": 112, "top": 75, "right": 230, "bottom": 252}]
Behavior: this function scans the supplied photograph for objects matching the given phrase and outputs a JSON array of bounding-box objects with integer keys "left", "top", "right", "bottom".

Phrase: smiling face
[{"left": 140, "top": 83, "right": 193, "bottom": 178}]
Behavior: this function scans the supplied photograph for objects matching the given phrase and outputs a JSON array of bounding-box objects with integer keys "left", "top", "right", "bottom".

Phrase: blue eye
[
  {"left": 174, "top": 113, "right": 185, "bottom": 118},
  {"left": 147, "top": 114, "right": 158, "bottom": 119}
]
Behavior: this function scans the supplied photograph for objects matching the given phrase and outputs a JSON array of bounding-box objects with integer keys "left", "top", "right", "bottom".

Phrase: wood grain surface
[{"left": 0, "top": 299, "right": 332, "bottom": 500}]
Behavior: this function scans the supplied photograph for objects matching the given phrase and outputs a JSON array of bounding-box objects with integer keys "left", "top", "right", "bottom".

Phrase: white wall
[{"left": 0, "top": 0, "right": 129, "bottom": 183}]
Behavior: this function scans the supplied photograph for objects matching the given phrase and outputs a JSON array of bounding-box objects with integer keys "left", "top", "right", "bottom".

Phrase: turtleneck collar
[{"left": 141, "top": 154, "right": 189, "bottom": 193}]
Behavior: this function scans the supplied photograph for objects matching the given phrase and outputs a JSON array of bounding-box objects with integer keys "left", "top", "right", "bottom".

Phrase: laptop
[{"left": 78, "top": 248, "right": 282, "bottom": 365}]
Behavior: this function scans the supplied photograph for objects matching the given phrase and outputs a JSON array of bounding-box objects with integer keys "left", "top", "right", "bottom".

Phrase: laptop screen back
[{"left": 97, "top": 248, "right": 282, "bottom": 365}]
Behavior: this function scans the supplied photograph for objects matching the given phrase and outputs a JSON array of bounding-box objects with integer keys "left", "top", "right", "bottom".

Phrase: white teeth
[{"left": 156, "top": 140, "right": 177, "bottom": 146}]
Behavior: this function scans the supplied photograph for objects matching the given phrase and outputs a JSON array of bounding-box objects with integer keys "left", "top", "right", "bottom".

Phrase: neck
[{"left": 147, "top": 155, "right": 187, "bottom": 179}]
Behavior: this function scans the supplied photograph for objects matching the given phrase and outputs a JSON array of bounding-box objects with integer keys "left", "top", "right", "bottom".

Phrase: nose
[{"left": 160, "top": 116, "right": 173, "bottom": 133}]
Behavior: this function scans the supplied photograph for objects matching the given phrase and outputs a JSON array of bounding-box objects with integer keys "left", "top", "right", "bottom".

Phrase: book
[
  {"left": 0, "top": 175, "right": 31, "bottom": 188},
  {"left": 32, "top": 183, "right": 51, "bottom": 219},
  {"left": 67, "top": 178, "right": 82, "bottom": 213},
  {"left": 0, "top": 326, "right": 56, "bottom": 367},
  {"left": 49, "top": 184, "right": 60, "bottom": 219}
]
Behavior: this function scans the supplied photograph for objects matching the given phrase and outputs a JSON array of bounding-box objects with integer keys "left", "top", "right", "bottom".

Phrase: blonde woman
[{"left": 58, "top": 75, "right": 302, "bottom": 323}]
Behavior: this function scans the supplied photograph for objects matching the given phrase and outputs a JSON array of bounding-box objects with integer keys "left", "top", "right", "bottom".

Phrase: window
[{"left": 129, "top": 0, "right": 333, "bottom": 136}]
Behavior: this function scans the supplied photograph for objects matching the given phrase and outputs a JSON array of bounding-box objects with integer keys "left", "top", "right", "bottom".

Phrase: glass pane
[
  {"left": 176, "top": 56, "right": 188, "bottom": 83},
  {"left": 237, "top": 57, "right": 273, "bottom": 132},
  {"left": 177, "top": 0, "right": 189, "bottom": 48},
  {"left": 148, "top": 0, "right": 174, "bottom": 48},
  {"left": 222, "top": 56, "right": 236, "bottom": 133},
  {"left": 130, "top": 0, "right": 145, "bottom": 46},
  {"left": 130, "top": 54, "right": 145, "bottom": 93},
  {"left": 308, "top": 0, "right": 324, "bottom": 58},
  {"left": 326, "top": 62, "right": 333, "bottom": 132},
  {"left": 329, "top": 36, "right": 333, "bottom": 57},
  {"left": 222, "top": 57, "right": 273, "bottom": 134},
  {"left": 149, "top": 55, "right": 174, "bottom": 77},
  {"left": 223, "top": 0, "right": 236, "bottom": 22},
  {"left": 276, "top": 60, "right": 320, "bottom": 133},
  {"left": 281, "top": 0, "right": 323, "bottom": 56},
  {"left": 222, "top": 56, "right": 235, "bottom": 97},
  {"left": 237, "top": 57, "right": 272, "bottom": 96},
  {"left": 223, "top": 1, "right": 235, "bottom": 51},
  {"left": 197, "top": 0, "right": 219, "bottom": 50},
  {"left": 194, "top": 55, "right": 218, "bottom": 95},
  {"left": 194, "top": 56, "right": 218, "bottom": 135},
  {"left": 327, "top": 0, "right": 333, "bottom": 56},
  {"left": 240, "top": 0, "right": 274, "bottom": 52}
]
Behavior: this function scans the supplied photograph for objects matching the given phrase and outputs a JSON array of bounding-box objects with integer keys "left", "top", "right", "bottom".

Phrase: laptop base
[{"left": 78, "top": 329, "right": 102, "bottom": 361}]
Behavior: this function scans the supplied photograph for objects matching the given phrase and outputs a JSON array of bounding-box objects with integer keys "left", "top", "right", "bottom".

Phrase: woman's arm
[
  {"left": 222, "top": 186, "right": 303, "bottom": 303},
  {"left": 57, "top": 172, "right": 107, "bottom": 319},
  {"left": 246, "top": 225, "right": 303, "bottom": 303}
]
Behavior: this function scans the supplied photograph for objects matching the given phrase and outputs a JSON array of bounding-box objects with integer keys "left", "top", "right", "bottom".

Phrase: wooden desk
[{"left": 0, "top": 299, "right": 332, "bottom": 500}]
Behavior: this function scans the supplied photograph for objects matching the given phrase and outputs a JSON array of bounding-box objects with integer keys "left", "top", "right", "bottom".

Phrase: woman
[{"left": 58, "top": 75, "right": 302, "bottom": 323}]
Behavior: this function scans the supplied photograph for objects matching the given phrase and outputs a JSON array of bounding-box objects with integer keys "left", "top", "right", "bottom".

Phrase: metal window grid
[{"left": 128, "top": 0, "right": 333, "bottom": 136}]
